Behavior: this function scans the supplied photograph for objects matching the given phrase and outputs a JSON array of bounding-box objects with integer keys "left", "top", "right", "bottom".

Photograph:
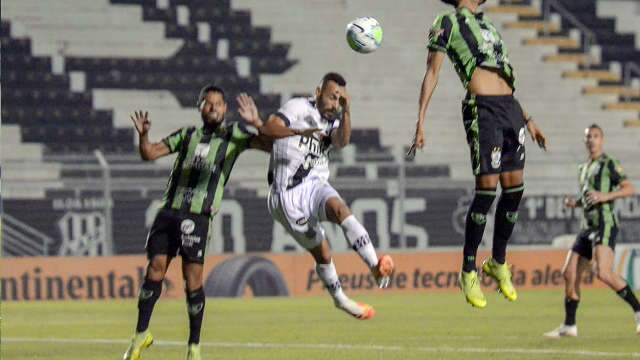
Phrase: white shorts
[{"left": 268, "top": 179, "right": 341, "bottom": 249}]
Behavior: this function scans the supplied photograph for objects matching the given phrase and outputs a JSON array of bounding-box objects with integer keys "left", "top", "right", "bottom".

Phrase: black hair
[
  {"left": 321, "top": 72, "right": 346, "bottom": 89},
  {"left": 588, "top": 123, "right": 604, "bottom": 136},
  {"left": 197, "top": 84, "right": 226, "bottom": 107},
  {"left": 440, "top": 0, "right": 459, "bottom": 6},
  {"left": 440, "top": 0, "right": 486, "bottom": 6}
]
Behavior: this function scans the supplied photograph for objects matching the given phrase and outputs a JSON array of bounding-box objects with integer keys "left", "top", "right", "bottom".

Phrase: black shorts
[
  {"left": 571, "top": 227, "right": 618, "bottom": 260},
  {"left": 146, "top": 208, "right": 211, "bottom": 264},
  {"left": 462, "top": 94, "right": 526, "bottom": 176}
]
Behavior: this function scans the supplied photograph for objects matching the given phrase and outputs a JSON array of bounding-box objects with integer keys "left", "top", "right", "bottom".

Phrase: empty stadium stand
[{"left": 2, "top": 0, "right": 640, "bottom": 256}]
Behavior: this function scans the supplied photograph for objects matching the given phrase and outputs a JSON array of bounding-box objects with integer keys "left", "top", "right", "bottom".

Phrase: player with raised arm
[
  {"left": 123, "top": 85, "right": 298, "bottom": 360},
  {"left": 544, "top": 124, "right": 639, "bottom": 338},
  {"left": 238, "top": 72, "right": 395, "bottom": 319},
  {"left": 409, "top": 0, "right": 548, "bottom": 308}
]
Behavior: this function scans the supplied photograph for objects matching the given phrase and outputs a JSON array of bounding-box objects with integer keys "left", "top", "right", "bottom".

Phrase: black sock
[
  {"left": 136, "top": 278, "right": 163, "bottom": 333},
  {"left": 492, "top": 184, "right": 524, "bottom": 264},
  {"left": 616, "top": 285, "right": 640, "bottom": 312},
  {"left": 463, "top": 189, "right": 496, "bottom": 272},
  {"left": 564, "top": 297, "right": 579, "bottom": 326},
  {"left": 186, "top": 287, "right": 206, "bottom": 345}
]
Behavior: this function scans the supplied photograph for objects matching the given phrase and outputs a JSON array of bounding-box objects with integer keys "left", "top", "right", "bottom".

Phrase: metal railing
[
  {"left": 623, "top": 62, "right": 640, "bottom": 86},
  {"left": 2, "top": 213, "right": 54, "bottom": 256},
  {"left": 542, "top": 0, "right": 597, "bottom": 66},
  {"left": 94, "top": 150, "right": 114, "bottom": 256}
]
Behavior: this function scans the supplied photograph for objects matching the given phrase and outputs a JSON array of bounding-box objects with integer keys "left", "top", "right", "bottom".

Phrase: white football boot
[{"left": 543, "top": 324, "right": 578, "bottom": 339}]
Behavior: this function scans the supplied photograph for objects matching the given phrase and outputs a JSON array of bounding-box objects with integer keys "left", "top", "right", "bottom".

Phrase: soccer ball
[{"left": 345, "top": 17, "right": 383, "bottom": 54}]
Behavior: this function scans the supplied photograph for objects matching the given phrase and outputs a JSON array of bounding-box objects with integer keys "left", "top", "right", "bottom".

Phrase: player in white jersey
[{"left": 237, "top": 73, "right": 395, "bottom": 319}]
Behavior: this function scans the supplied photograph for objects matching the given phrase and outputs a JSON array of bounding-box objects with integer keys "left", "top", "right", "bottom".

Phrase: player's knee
[
  {"left": 147, "top": 260, "right": 167, "bottom": 280},
  {"left": 186, "top": 279, "right": 203, "bottom": 292},
  {"left": 325, "top": 197, "right": 350, "bottom": 223},
  {"left": 562, "top": 268, "right": 575, "bottom": 283},
  {"left": 184, "top": 267, "right": 204, "bottom": 291}
]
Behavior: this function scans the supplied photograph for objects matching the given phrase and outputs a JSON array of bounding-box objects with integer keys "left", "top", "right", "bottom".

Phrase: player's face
[
  {"left": 200, "top": 91, "right": 227, "bottom": 126},
  {"left": 584, "top": 127, "right": 603, "bottom": 154},
  {"left": 316, "top": 80, "right": 343, "bottom": 120}
]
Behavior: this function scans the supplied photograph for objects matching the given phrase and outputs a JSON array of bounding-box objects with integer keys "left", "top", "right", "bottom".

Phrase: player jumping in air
[
  {"left": 238, "top": 72, "right": 395, "bottom": 319},
  {"left": 409, "top": 0, "right": 548, "bottom": 308},
  {"left": 123, "top": 86, "right": 304, "bottom": 360},
  {"left": 544, "top": 124, "right": 639, "bottom": 338}
]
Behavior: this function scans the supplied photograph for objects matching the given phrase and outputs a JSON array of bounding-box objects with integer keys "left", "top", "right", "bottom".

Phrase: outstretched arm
[
  {"left": 131, "top": 111, "right": 170, "bottom": 161},
  {"left": 521, "top": 107, "right": 548, "bottom": 151},
  {"left": 408, "top": 50, "right": 445, "bottom": 158},
  {"left": 237, "top": 93, "right": 319, "bottom": 139}
]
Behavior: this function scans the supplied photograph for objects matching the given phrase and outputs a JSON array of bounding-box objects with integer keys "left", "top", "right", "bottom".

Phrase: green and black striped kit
[
  {"left": 578, "top": 154, "right": 626, "bottom": 243},
  {"left": 427, "top": 7, "right": 515, "bottom": 90},
  {"left": 160, "top": 122, "right": 252, "bottom": 216}
]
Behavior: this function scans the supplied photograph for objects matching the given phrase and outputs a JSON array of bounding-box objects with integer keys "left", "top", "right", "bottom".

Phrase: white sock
[
  {"left": 340, "top": 215, "right": 379, "bottom": 269},
  {"left": 315, "top": 261, "right": 348, "bottom": 305}
]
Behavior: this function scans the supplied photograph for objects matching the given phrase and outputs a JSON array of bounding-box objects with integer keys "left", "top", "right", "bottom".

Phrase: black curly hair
[{"left": 440, "top": 0, "right": 486, "bottom": 6}]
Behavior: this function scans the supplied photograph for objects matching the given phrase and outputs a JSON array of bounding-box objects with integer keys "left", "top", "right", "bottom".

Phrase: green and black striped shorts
[{"left": 462, "top": 93, "right": 526, "bottom": 176}]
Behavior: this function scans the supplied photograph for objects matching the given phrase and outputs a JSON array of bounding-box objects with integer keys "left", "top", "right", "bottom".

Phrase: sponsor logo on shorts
[
  {"left": 180, "top": 220, "right": 201, "bottom": 248},
  {"left": 181, "top": 219, "right": 196, "bottom": 235},
  {"left": 491, "top": 147, "right": 502, "bottom": 169},
  {"left": 182, "top": 234, "right": 201, "bottom": 248}
]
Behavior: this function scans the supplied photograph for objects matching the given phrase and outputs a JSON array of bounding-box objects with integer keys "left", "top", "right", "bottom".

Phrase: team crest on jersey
[
  {"left": 589, "top": 163, "right": 601, "bottom": 178},
  {"left": 480, "top": 29, "right": 497, "bottom": 44},
  {"left": 491, "top": 147, "right": 502, "bottom": 169},
  {"left": 193, "top": 143, "right": 211, "bottom": 170}
]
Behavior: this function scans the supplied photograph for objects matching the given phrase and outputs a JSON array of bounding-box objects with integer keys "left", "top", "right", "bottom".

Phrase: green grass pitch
[{"left": 2, "top": 289, "right": 639, "bottom": 359}]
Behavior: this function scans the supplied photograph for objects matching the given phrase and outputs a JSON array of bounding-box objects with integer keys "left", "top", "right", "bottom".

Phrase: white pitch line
[{"left": 3, "top": 338, "right": 639, "bottom": 358}]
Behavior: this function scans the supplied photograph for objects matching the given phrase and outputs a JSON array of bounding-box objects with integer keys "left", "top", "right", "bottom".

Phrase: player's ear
[{"left": 315, "top": 86, "right": 321, "bottom": 98}]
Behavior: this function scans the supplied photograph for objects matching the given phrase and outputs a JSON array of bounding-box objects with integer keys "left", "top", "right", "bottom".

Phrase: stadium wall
[
  {"left": 4, "top": 188, "right": 640, "bottom": 256},
  {"left": 3, "top": 247, "right": 640, "bottom": 302}
]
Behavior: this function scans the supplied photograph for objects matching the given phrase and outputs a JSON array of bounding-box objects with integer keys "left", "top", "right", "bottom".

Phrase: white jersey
[{"left": 269, "top": 97, "right": 339, "bottom": 192}]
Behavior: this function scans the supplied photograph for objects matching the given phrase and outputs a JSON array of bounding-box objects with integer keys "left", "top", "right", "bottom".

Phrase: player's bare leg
[
  {"left": 308, "top": 240, "right": 375, "bottom": 320},
  {"left": 124, "top": 255, "right": 171, "bottom": 360},
  {"left": 544, "top": 252, "right": 587, "bottom": 338},
  {"left": 183, "top": 262, "right": 205, "bottom": 360},
  {"left": 324, "top": 196, "right": 394, "bottom": 287},
  {"left": 594, "top": 246, "right": 640, "bottom": 333}
]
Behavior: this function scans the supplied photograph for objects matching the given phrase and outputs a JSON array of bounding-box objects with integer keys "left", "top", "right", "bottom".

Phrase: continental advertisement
[{"left": 3, "top": 247, "right": 639, "bottom": 302}]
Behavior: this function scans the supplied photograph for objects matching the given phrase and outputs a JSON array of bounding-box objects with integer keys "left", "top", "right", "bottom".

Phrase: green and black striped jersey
[
  {"left": 160, "top": 122, "right": 253, "bottom": 216},
  {"left": 578, "top": 153, "right": 627, "bottom": 229},
  {"left": 427, "top": 7, "right": 515, "bottom": 90}
]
